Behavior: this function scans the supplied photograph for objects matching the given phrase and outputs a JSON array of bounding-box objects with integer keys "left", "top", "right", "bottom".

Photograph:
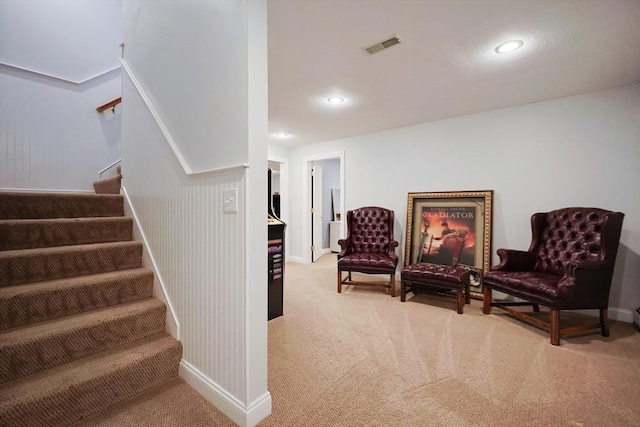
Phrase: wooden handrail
[{"left": 96, "top": 97, "right": 122, "bottom": 113}]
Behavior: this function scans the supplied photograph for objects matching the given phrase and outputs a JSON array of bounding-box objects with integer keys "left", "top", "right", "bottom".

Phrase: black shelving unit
[
  {"left": 268, "top": 168, "right": 285, "bottom": 320},
  {"left": 268, "top": 219, "right": 285, "bottom": 320}
]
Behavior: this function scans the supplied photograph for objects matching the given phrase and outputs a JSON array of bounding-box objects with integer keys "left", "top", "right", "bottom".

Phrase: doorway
[
  {"left": 302, "top": 151, "right": 345, "bottom": 264},
  {"left": 268, "top": 155, "right": 289, "bottom": 259}
]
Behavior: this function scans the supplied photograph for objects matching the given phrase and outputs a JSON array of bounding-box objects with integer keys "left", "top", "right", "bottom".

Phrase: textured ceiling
[{"left": 267, "top": 0, "right": 640, "bottom": 147}]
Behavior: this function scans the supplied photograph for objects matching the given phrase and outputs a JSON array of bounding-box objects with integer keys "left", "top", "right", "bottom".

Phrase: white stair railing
[{"left": 99, "top": 159, "right": 121, "bottom": 179}]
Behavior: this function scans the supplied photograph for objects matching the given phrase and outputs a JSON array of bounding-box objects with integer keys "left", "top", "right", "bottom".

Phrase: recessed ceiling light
[
  {"left": 274, "top": 132, "right": 289, "bottom": 138},
  {"left": 327, "top": 96, "right": 345, "bottom": 104},
  {"left": 495, "top": 40, "right": 524, "bottom": 54}
]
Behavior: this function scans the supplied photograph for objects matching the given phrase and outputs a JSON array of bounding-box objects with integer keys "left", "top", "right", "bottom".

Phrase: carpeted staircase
[
  {"left": 0, "top": 189, "right": 183, "bottom": 427},
  {"left": 93, "top": 165, "right": 122, "bottom": 195}
]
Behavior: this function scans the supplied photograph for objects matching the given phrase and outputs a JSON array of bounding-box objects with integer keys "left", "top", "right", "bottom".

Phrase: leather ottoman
[{"left": 401, "top": 263, "right": 472, "bottom": 314}]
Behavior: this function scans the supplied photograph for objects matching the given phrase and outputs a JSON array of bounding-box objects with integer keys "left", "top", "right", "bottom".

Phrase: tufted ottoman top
[{"left": 401, "top": 263, "right": 471, "bottom": 288}]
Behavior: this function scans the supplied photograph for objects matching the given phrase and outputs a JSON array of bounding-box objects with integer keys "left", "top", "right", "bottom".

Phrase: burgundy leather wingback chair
[
  {"left": 337, "top": 207, "right": 399, "bottom": 297},
  {"left": 483, "top": 207, "right": 624, "bottom": 345}
]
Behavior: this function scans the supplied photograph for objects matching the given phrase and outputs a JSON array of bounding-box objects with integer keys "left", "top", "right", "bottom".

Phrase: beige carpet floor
[
  {"left": 259, "top": 254, "right": 640, "bottom": 427},
  {"left": 83, "top": 254, "right": 640, "bottom": 426}
]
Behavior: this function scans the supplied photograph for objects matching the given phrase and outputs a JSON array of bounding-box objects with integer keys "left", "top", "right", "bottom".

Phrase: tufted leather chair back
[
  {"left": 530, "top": 208, "right": 624, "bottom": 276},
  {"left": 345, "top": 207, "right": 395, "bottom": 255}
]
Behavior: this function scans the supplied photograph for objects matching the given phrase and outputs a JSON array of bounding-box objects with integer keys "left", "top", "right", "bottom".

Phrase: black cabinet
[{"left": 268, "top": 216, "right": 285, "bottom": 320}]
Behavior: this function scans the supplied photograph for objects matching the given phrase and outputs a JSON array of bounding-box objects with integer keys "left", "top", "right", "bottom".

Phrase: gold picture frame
[{"left": 404, "top": 191, "right": 493, "bottom": 298}]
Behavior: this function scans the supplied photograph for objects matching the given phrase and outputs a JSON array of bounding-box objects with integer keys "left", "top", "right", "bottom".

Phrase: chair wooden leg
[
  {"left": 482, "top": 287, "right": 492, "bottom": 314},
  {"left": 400, "top": 281, "right": 406, "bottom": 302},
  {"left": 533, "top": 304, "right": 540, "bottom": 312},
  {"left": 389, "top": 273, "right": 396, "bottom": 297},
  {"left": 456, "top": 290, "right": 464, "bottom": 314},
  {"left": 600, "top": 308, "right": 610, "bottom": 337},
  {"left": 337, "top": 270, "right": 342, "bottom": 293},
  {"left": 550, "top": 309, "right": 560, "bottom": 346}
]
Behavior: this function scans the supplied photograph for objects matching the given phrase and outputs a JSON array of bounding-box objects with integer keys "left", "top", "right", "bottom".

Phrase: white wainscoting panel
[
  {"left": 121, "top": 72, "right": 248, "bottom": 403},
  {"left": 0, "top": 65, "right": 121, "bottom": 190}
]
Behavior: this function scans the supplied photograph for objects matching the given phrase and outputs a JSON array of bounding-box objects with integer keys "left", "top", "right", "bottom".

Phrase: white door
[{"left": 311, "top": 164, "right": 323, "bottom": 262}]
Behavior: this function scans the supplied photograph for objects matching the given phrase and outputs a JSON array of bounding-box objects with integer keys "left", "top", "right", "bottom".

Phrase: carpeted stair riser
[
  {"left": 0, "top": 192, "right": 124, "bottom": 219},
  {"left": 0, "top": 217, "right": 133, "bottom": 250},
  {"left": 0, "top": 241, "right": 143, "bottom": 287},
  {"left": 0, "top": 334, "right": 182, "bottom": 427},
  {"left": 93, "top": 174, "right": 122, "bottom": 195},
  {"left": 0, "top": 269, "right": 154, "bottom": 330},
  {"left": 0, "top": 298, "right": 166, "bottom": 383},
  {"left": 0, "top": 190, "right": 182, "bottom": 427}
]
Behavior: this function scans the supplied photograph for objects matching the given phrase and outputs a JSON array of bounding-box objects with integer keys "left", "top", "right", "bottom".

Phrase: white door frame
[
  {"left": 302, "top": 151, "right": 345, "bottom": 264},
  {"left": 268, "top": 154, "right": 289, "bottom": 260},
  {"left": 311, "top": 164, "right": 323, "bottom": 262}
]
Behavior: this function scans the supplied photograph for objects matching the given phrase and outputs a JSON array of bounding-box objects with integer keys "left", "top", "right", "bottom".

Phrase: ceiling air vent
[{"left": 364, "top": 34, "right": 402, "bottom": 55}]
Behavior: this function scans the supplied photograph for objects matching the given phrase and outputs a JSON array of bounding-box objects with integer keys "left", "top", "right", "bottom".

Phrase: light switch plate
[{"left": 223, "top": 188, "right": 238, "bottom": 213}]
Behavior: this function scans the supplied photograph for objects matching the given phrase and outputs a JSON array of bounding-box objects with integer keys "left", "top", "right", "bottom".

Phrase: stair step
[
  {"left": 0, "top": 333, "right": 182, "bottom": 427},
  {"left": 0, "top": 192, "right": 124, "bottom": 219},
  {"left": 93, "top": 175, "right": 122, "bottom": 195},
  {"left": 0, "top": 241, "right": 143, "bottom": 287},
  {"left": 0, "top": 268, "right": 154, "bottom": 330},
  {"left": 0, "top": 298, "right": 166, "bottom": 384},
  {"left": 0, "top": 217, "right": 133, "bottom": 251},
  {"left": 75, "top": 377, "right": 237, "bottom": 427}
]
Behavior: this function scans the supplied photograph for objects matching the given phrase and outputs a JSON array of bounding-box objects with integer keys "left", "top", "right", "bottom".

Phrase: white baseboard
[
  {"left": 492, "top": 291, "right": 634, "bottom": 323},
  {"left": 287, "top": 254, "right": 336, "bottom": 263},
  {"left": 287, "top": 255, "right": 304, "bottom": 264},
  {"left": 569, "top": 308, "right": 633, "bottom": 323},
  {"left": 288, "top": 252, "right": 334, "bottom": 264},
  {"left": 551, "top": 306, "right": 633, "bottom": 324},
  {"left": 606, "top": 307, "right": 634, "bottom": 323},
  {"left": 180, "top": 360, "right": 272, "bottom": 427},
  {"left": 0, "top": 187, "right": 93, "bottom": 193}
]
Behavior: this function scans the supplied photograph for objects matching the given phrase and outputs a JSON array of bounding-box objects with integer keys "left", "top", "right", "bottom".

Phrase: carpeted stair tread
[
  {"left": 0, "top": 241, "right": 143, "bottom": 287},
  {"left": 0, "top": 190, "right": 183, "bottom": 427},
  {"left": 0, "top": 192, "right": 124, "bottom": 219},
  {"left": 0, "top": 268, "right": 154, "bottom": 330},
  {"left": 0, "top": 333, "right": 182, "bottom": 427},
  {"left": 93, "top": 175, "right": 122, "bottom": 195},
  {"left": 0, "top": 217, "right": 133, "bottom": 250},
  {"left": 74, "top": 378, "right": 237, "bottom": 427},
  {"left": 0, "top": 298, "right": 166, "bottom": 383}
]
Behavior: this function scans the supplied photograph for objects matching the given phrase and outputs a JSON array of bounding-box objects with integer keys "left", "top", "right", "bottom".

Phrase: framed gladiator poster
[{"left": 404, "top": 190, "right": 493, "bottom": 298}]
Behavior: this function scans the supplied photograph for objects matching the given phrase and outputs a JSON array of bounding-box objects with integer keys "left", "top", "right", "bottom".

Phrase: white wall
[
  {"left": 123, "top": 0, "right": 249, "bottom": 173},
  {"left": 0, "top": 68, "right": 121, "bottom": 191},
  {"left": 268, "top": 144, "right": 290, "bottom": 160},
  {"left": 0, "top": 0, "right": 122, "bottom": 83},
  {"left": 270, "top": 169, "right": 280, "bottom": 194},
  {"left": 245, "top": 0, "right": 269, "bottom": 420},
  {"left": 287, "top": 84, "right": 640, "bottom": 319},
  {"left": 122, "top": 2, "right": 269, "bottom": 426},
  {"left": 0, "top": 0, "right": 122, "bottom": 191}
]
